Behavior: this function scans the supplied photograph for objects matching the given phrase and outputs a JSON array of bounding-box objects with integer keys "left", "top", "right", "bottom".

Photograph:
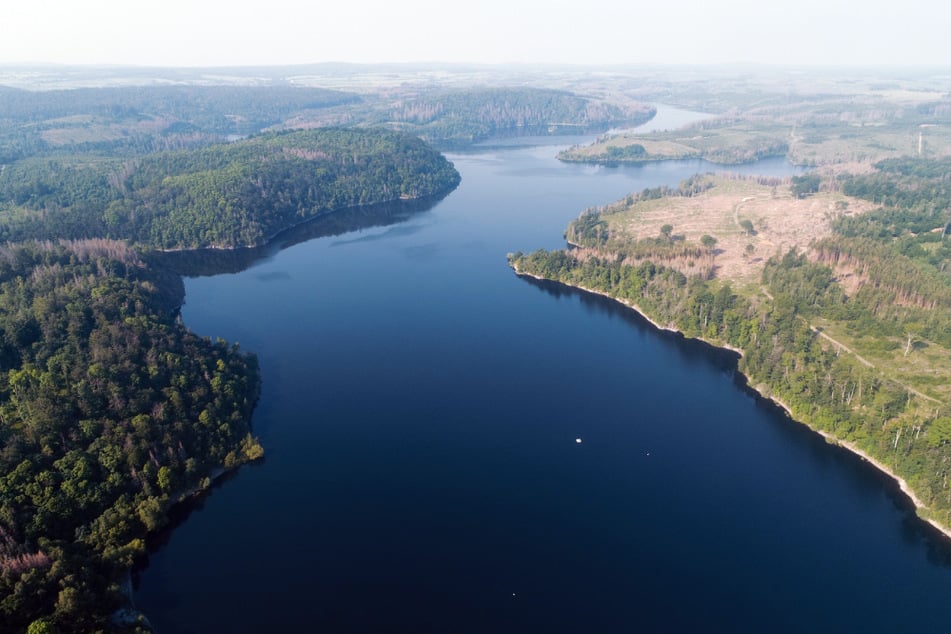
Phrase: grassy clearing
[{"left": 814, "top": 316, "right": 951, "bottom": 404}]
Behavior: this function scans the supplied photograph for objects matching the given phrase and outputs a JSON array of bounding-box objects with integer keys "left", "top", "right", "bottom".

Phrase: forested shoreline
[
  {"left": 510, "top": 157, "right": 951, "bottom": 534},
  {"left": 4, "top": 66, "right": 950, "bottom": 631},
  {"left": 0, "top": 128, "right": 460, "bottom": 249},
  {"left": 0, "top": 241, "right": 262, "bottom": 632},
  {"left": 0, "top": 123, "right": 461, "bottom": 631},
  {"left": 382, "top": 87, "right": 656, "bottom": 148}
]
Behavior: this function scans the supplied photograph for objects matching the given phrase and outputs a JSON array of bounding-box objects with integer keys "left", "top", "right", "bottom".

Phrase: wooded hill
[
  {"left": 0, "top": 241, "right": 261, "bottom": 632},
  {"left": 0, "top": 114, "right": 460, "bottom": 628},
  {"left": 0, "top": 128, "right": 460, "bottom": 249},
  {"left": 0, "top": 83, "right": 655, "bottom": 159},
  {"left": 378, "top": 88, "right": 656, "bottom": 147},
  {"left": 0, "top": 85, "right": 359, "bottom": 162}
]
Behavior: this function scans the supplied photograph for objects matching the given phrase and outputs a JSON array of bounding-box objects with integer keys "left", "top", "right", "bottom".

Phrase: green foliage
[
  {"left": 384, "top": 88, "right": 655, "bottom": 147},
  {"left": 0, "top": 241, "right": 260, "bottom": 630},
  {"left": 790, "top": 173, "right": 821, "bottom": 198},
  {"left": 605, "top": 144, "right": 647, "bottom": 160},
  {"left": 512, "top": 156, "right": 951, "bottom": 533},
  {"left": 762, "top": 250, "right": 845, "bottom": 315},
  {"left": 27, "top": 618, "right": 58, "bottom": 634},
  {"left": 0, "top": 85, "right": 463, "bottom": 631},
  {"left": 0, "top": 128, "right": 461, "bottom": 249},
  {"left": 567, "top": 209, "right": 610, "bottom": 246}
]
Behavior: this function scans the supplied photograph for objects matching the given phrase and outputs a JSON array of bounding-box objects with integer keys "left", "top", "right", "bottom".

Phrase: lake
[{"left": 137, "top": 107, "right": 951, "bottom": 633}]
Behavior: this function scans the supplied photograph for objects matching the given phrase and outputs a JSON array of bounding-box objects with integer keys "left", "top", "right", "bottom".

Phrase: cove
[{"left": 136, "top": 107, "right": 951, "bottom": 633}]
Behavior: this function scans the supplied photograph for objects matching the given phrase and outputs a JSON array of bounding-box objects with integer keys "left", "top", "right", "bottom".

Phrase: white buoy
[{"left": 575, "top": 437, "right": 583, "bottom": 444}]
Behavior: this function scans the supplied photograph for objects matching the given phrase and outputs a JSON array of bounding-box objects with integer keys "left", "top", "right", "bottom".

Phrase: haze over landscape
[
  {"left": 6, "top": 2, "right": 951, "bottom": 633},
  {"left": 2, "top": 0, "right": 948, "bottom": 67}
]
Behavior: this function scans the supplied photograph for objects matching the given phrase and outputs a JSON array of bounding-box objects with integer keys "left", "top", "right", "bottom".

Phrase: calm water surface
[{"left": 137, "top": 108, "right": 951, "bottom": 633}]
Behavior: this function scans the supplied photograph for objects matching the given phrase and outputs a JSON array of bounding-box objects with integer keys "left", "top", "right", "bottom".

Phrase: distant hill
[
  {"left": 376, "top": 87, "right": 656, "bottom": 147},
  {"left": 0, "top": 85, "right": 360, "bottom": 161}
]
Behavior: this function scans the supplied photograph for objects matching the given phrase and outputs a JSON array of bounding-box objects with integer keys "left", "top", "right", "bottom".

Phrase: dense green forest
[
  {"left": 381, "top": 88, "right": 655, "bottom": 147},
  {"left": 0, "top": 241, "right": 261, "bottom": 632},
  {"left": 0, "top": 128, "right": 460, "bottom": 249},
  {"left": 0, "top": 83, "right": 463, "bottom": 630},
  {"left": 0, "top": 84, "right": 655, "bottom": 159},
  {"left": 510, "top": 157, "right": 951, "bottom": 530}
]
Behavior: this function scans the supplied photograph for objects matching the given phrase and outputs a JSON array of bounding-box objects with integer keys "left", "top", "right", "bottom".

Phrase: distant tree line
[
  {"left": 384, "top": 87, "right": 656, "bottom": 147},
  {"left": 0, "top": 85, "right": 359, "bottom": 162}
]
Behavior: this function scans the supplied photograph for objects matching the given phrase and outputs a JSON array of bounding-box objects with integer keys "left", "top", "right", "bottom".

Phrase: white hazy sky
[{"left": 1, "top": 0, "right": 948, "bottom": 67}]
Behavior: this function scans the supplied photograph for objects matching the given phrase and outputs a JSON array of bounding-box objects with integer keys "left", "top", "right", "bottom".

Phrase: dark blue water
[{"left": 136, "top": 109, "right": 951, "bottom": 633}]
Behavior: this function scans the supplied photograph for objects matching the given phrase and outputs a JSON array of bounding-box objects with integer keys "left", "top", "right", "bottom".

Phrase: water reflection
[
  {"left": 519, "top": 273, "right": 951, "bottom": 562},
  {"left": 151, "top": 193, "right": 448, "bottom": 278},
  {"left": 518, "top": 273, "right": 739, "bottom": 373}
]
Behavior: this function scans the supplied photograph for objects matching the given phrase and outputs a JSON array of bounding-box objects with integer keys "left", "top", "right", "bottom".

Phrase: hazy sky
[{"left": 1, "top": 0, "right": 948, "bottom": 67}]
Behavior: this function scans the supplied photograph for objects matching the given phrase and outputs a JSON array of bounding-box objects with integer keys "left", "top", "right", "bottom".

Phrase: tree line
[
  {"left": 0, "top": 128, "right": 461, "bottom": 249},
  {"left": 384, "top": 87, "right": 656, "bottom": 148}
]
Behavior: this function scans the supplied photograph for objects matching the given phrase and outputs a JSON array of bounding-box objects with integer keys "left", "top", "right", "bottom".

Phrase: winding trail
[
  {"left": 758, "top": 286, "right": 942, "bottom": 405},
  {"left": 732, "top": 196, "right": 754, "bottom": 230}
]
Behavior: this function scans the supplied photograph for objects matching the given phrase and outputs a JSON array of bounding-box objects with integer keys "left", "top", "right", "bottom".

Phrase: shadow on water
[
  {"left": 750, "top": 388, "right": 951, "bottom": 564},
  {"left": 454, "top": 116, "right": 657, "bottom": 151},
  {"left": 518, "top": 273, "right": 951, "bottom": 564},
  {"left": 519, "top": 274, "right": 740, "bottom": 373},
  {"left": 130, "top": 459, "right": 266, "bottom": 591},
  {"left": 150, "top": 193, "right": 448, "bottom": 278}
]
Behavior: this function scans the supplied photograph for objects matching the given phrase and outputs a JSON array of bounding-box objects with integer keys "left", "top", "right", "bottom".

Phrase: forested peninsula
[
  {"left": 0, "top": 126, "right": 460, "bottom": 631},
  {"left": 378, "top": 87, "right": 656, "bottom": 148},
  {"left": 0, "top": 128, "right": 460, "bottom": 249},
  {"left": 510, "top": 158, "right": 951, "bottom": 535}
]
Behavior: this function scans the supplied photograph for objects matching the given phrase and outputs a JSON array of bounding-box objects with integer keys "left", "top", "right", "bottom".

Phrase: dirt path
[
  {"left": 811, "top": 327, "right": 875, "bottom": 368},
  {"left": 732, "top": 196, "right": 756, "bottom": 230},
  {"left": 759, "top": 286, "right": 942, "bottom": 405},
  {"left": 810, "top": 325, "right": 941, "bottom": 404}
]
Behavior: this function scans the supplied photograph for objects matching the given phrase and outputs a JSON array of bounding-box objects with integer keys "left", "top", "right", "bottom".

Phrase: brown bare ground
[{"left": 601, "top": 176, "right": 876, "bottom": 287}]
